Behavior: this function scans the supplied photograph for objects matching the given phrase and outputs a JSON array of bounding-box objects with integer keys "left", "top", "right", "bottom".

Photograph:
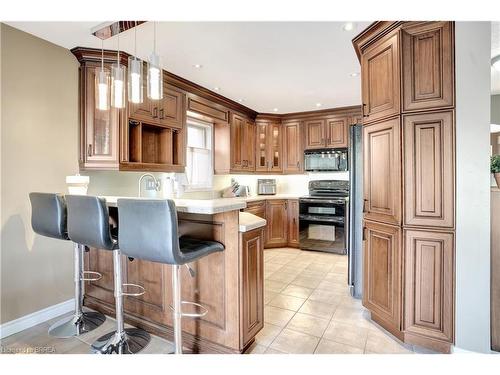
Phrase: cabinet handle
[
  {"left": 362, "top": 103, "right": 368, "bottom": 118},
  {"left": 296, "top": 161, "right": 300, "bottom": 169},
  {"left": 363, "top": 199, "right": 368, "bottom": 213},
  {"left": 285, "top": 201, "right": 288, "bottom": 210},
  {"left": 362, "top": 227, "right": 367, "bottom": 241},
  {"left": 159, "top": 108, "right": 164, "bottom": 119},
  {"left": 153, "top": 107, "right": 158, "bottom": 118},
  {"left": 87, "top": 144, "right": 92, "bottom": 157}
]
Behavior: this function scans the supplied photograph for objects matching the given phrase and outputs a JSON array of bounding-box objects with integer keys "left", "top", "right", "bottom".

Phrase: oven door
[{"left": 299, "top": 199, "right": 346, "bottom": 254}]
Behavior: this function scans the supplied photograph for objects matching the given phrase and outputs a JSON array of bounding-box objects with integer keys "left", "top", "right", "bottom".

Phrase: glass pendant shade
[
  {"left": 128, "top": 56, "right": 144, "bottom": 104},
  {"left": 147, "top": 52, "right": 163, "bottom": 100},
  {"left": 111, "top": 63, "right": 126, "bottom": 108},
  {"left": 95, "top": 67, "right": 110, "bottom": 111}
]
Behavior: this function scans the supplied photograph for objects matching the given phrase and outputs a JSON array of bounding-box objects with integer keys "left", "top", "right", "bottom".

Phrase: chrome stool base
[
  {"left": 91, "top": 328, "right": 151, "bottom": 354},
  {"left": 48, "top": 310, "right": 106, "bottom": 338}
]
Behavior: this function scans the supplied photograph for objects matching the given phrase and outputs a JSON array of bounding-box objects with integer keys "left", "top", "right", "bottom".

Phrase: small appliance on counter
[
  {"left": 304, "top": 148, "right": 348, "bottom": 172},
  {"left": 257, "top": 179, "right": 277, "bottom": 195}
]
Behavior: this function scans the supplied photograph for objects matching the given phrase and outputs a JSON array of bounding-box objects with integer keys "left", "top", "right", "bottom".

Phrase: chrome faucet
[{"left": 138, "top": 173, "right": 161, "bottom": 197}]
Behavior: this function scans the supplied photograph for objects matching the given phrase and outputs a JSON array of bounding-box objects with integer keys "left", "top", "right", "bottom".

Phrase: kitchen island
[{"left": 83, "top": 196, "right": 265, "bottom": 353}]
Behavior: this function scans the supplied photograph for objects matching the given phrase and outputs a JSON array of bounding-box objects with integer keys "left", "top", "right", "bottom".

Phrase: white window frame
[{"left": 184, "top": 118, "right": 214, "bottom": 191}]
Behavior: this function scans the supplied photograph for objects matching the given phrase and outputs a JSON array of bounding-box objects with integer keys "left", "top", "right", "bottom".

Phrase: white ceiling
[
  {"left": 492, "top": 21, "right": 500, "bottom": 95},
  {"left": 5, "top": 21, "right": 370, "bottom": 113}
]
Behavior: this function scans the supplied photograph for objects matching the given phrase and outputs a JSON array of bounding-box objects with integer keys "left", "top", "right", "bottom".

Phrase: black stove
[{"left": 299, "top": 180, "right": 349, "bottom": 254}]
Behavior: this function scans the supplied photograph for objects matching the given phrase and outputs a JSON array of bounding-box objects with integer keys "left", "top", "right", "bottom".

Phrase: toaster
[{"left": 257, "top": 179, "right": 277, "bottom": 195}]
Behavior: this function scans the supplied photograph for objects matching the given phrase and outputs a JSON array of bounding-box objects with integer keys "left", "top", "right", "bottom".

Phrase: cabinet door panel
[
  {"left": 287, "top": 199, "right": 300, "bottom": 247},
  {"left": 265, "top": 200, "right": 288, "bottom": 247},
  {"left": 402, "top": 22, "right": 454, "bottom": 112},
  {"left": 404, "top": 230, "right": 454, "bottom": 343},
  {"left": 283, "top": 122, "right": 302, "bottom": 173},
  {"left": 326, "top": 117, "right": 348, "bottom": 148},
  {"left": 231, "top": 114, "right": 245, "bottom": 171},
  {"left": 404, "top": 111, "right": 454, "bottom": 228},
  {"left": 362, "top": 32, "right": 400, "bottom": 123},
  {"left": 240, "top": 229, "right": 264, "bottom": 347},
  {"left": 84, "top": 248, "right": 115, "bottom": 305},
  {"left": 305, "top": 120, "right": 325, "bottom": 149},
  {"left": 363, "top": 118, "right": 401, "bottom": 225},
  {"left": 244, "top": 119, "right": 256, "bottom": 171},
  {"left": 160, "top": 87, "right": 184, "bottom": 129},
  {"left": 363, "top": 221, "right": 401, "bottom": 331}
]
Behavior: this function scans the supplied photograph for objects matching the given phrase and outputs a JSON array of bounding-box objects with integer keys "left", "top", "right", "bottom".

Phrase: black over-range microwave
[{"left": 304, "top": 148, "right": 348, "bottom": 172}]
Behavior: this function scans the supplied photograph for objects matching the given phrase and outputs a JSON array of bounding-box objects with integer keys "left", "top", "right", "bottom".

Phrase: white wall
[{"left": 455, "top": 21, "right": 491, "bottom": 353}]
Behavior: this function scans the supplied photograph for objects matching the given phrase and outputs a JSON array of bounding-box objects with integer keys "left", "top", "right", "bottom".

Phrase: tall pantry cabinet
[{"left": 353, "top": 21, "right": 455, "bottom": 353}]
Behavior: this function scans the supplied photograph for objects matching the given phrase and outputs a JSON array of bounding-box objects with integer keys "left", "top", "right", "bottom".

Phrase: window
[{"left": 185, "top": 119, "right": 213, "bottom": 190}]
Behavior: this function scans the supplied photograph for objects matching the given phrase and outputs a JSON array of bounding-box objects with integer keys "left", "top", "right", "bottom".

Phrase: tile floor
[
  {"left": 0, "top": 247, "right": 434, "bottom": 355},
  {"left": 245, "top": 247, "right": 433, "bottom": 354}
]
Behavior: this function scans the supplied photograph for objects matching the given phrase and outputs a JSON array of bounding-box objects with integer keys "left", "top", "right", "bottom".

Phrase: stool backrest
[
  {"left": 66, "top": 195, "right": 116, "bottom": 250},
  {"left": 29, "top": 192, "right": 69, "bottom": 240},
  {"left": 117, "top": 198, "right": 180, "bottom": 264}
]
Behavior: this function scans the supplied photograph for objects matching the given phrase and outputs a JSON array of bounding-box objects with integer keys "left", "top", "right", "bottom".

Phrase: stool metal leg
[
  {"left": 48, "top": 243, "right": 106, "bottom": 338},
  {"left": 172, "top": 264, "right": 183, "bottom": 354},
  {"left": 91, "top": 249, "right": 150, "bottom": 354}
]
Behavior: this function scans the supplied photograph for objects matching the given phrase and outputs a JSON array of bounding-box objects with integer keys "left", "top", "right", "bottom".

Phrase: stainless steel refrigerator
[{"left": 347, "top": 124, "right": 363, "bottom": 299}]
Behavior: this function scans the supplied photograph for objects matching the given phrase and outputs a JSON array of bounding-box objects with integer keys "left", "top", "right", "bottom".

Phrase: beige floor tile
[
  {"left": 298, "top": 300, "right": 338, "bottom": 320},
  {"left": 332, "top": 305, "right": 370, "bottom": 325},
  {"left": 314, "top": 338, "right": 364, "bottom": 354},
  {"left": 141, "top": 336, "right": 174, "bottom": 354},
  {"left": 264, "top": 290, "right": 278, "bottom": 304},
  {"left": 265, "top": 262, "right": 284, "bottom": 272},
  {"left": 254, "top": 323, "right": 283, "bottom": 347},
  {"left": 324, "top": 272, "right": 347, "bottom": 283},
  {"left": 264, "top": 306, "right": 296, "bottom": 327},
  {"left": 299, "top": 269, "right": 328, "bottom": 278},
  {"left": 278, "top": 266, "right": 303, "bottom": 275},
  {"left": 322, "top": 321, "right": 369, "bottom": 350},
  {"left": 244, "top": 342, "right": 268, "bottom": 354},
  {"left": 340, "top": 296, "right": 364, "bottom": 309},
  {"left": 281, "top": 284, "right": 314, "bottom": 299},
  {"left": 267, "top": 255, "right": 296, "bottom": 265},
  {"left": 268, "top": 294, "right": 306, "bottom": 311},
  {"left": 365, "top": 331, "right": 413, "bottom": 354},
  {"left": 305, "top": 263, "right": 333, "bottom": 273},
  {"left": 316, "top": 279, "right": 346, "bottom": 291},
  {"left": 267, "top": 271, "right": 298, "bottom": 284},
  {"left": 308, "top": 288, "right": 345, "bottom": 304},
  {"left": 286, "top": 313, "right": 330, "bottom": 338},
  {"left": 269, "top": 329, "right": 319, "bottom": 354},
  {"left": 291, "top": 275, "right": 322, "bottom": 289},
  {"left": 264, "top": 279, "right": 288, "bottom": 293},
  {"left": 264, "top": 347, "right": 288, "bottom": 354}
]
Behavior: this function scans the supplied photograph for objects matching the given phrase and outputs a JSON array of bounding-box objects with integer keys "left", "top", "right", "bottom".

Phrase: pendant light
[
  {"left": 128, "top": 26, "right": 144, "bottom": 104},
  {"left": 95, "top": 40, "right": 110, "bottom": 110},
  {"left": 111, "top": 35, "right": 126, "bottom": 108},
  {"left": 147, "top": 22, "right": 163, "bottom": 100}
]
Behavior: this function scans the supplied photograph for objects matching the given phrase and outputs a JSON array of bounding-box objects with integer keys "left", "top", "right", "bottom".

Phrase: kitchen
[{"left": 0, "top": 6, "right": 496, "bottom": 370}]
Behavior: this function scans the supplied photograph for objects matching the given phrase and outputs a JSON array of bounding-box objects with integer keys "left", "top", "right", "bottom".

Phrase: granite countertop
[{"left": 238, "top": 212, "right": 267, "bottom": 233}]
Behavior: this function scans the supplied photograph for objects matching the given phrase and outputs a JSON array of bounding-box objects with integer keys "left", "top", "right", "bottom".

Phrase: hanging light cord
[
  {"left": 117, "top": 34, "right": 120, "bottom": 63},
  {"left": 153, "top": 21, "right": 156, "bottom": 54},
  {"left": 101, "top": 39, "right": 104, "bottom": 70},
  {"left": 134, "top": 24, "right": 137, "bottom": 57}
]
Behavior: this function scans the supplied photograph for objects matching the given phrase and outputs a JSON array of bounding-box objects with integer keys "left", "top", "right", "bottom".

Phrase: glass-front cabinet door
[
  {"left": 255, "top": 119, "right": 282, "bottom": 172},
  {"left": 256, "top": 121, "right": 269, "bottom": 172},
  {"left": 269, "top": 122, "right": 282, "bottom": 172}
]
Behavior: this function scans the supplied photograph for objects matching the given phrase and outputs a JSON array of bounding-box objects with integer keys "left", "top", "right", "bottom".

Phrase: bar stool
[
  {"left": 29, "top": 192, "right": 106, "bottom": 338},
  {"left": 65, "top": 195, "right": 151, "bottom": 354},
  {"left": 117, "top": 198, "right": 225, "bottom": 354}
]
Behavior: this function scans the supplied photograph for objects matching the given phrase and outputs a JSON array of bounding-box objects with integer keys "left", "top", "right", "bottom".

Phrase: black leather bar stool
[
  {"left": 117, "top": 198, "right": 225, "bottom": 354},
  {"left": 65, "top": 195, "right": 151, "bottom": 354},
  {"left": 29, "top": 192, "right": 106, "bottom": 338}
]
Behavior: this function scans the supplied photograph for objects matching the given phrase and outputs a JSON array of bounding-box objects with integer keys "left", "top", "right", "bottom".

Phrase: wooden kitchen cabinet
[
  {"left": 363, "top": 220, "right": 402, "bottom": 336},
  {"left": 404, "top": 229, "right": 454, "bottom": 351},
  {"left": 255, "top": 119, "right": 283, "bottom": 173},
  {"left": 265, "top": 200, "right": 288, "bottom": 248},
  {"left": 243, "top": 200, "right": 266, "bottom": 219},
  {"left": 287, "top": 199, "right": 300, "bottom": 248},
  {"left": 231, "top": 113, "right": 255, "bottom": 172},
  {"left": 282, "top": 121, "right": 303, "bottom": 173},
  {"left": 84, "top": 247, "right": 115, "bottom": 305},
  {"left": 363, "top": 117, "right": 401, "bottom": 226},
  {"left": 404, "top": 111, "right": 454, "bottom": 228},
  {"left": 305, "top": 117, "right": 349, "bottom": 150},
  {"left": 402, "top": 22, "right": 454, "bottom": 112},
  {"left": 239, "top": 228, "right": 264, "bottom": 348},
  {"left": 79, "top": 63, "right": 123, "bottom": 170},
  {"left": 361, "top": 31, "right": 400, "bottom": 124}
]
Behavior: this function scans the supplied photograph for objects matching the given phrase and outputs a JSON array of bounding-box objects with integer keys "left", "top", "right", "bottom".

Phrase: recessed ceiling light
[
  {"left": 273, "top": 108, "right": 279, "bottom": 112},
  {"left": 350, "top": 72, "right": 360, "bottom": 77},
  {"left": 214, "top": 87, "right": 220, "bottom": 91},
  {"left": 192, "top": 64, "right": 203, "bottom": 69},
  {"left": 342, "top": 22, "right": 355, "bottom": 31},
  {"left": 315, "top": 103, "right": 322, "bottom": 108},
  {"left": 237, "top": 98, "right": 244, "bottom": 103}
]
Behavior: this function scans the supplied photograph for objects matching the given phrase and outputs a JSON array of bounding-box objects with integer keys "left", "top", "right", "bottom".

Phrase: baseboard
[{"left": 0, "top": 299, "right": 75, "bottom": 339}]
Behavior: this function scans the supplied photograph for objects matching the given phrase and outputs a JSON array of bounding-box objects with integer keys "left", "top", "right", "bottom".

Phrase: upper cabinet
[
  {"left": 255, "top": 118, "right": 283, "bottom": 173},
  {"left": 282, "top": 121, "right": 303, "bottom": 173},
  {"left": 401, "top": 22, "right": 454, "bottom": 112},
  {"left": 361, "top": 32, "right": 400, "bottom": 124},
  {"left": 79, "top": 62, "right": 123, "bottom": 170},
  {"left": 231, "top": 113, "right": 255, "bottom": 173},
  {"left": 305, "top": 116, "right": 349, "bottom": 150}
]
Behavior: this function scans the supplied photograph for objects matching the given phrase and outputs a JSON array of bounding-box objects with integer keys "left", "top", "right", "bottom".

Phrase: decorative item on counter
[
  {"left": 66, "top": 174, "right": 90, "bottom": 195},
  {"left": 173, "top": 173, "right": 188, "bottom": 198},
  {"left": 162, "top": 176, "right": 175, "bottom": 199},
  {"left": 221, "top": 179, "right": 249, "bottom": 198},
  {"left": 492, "top": 155, "right": 500, "bottom": 187}
]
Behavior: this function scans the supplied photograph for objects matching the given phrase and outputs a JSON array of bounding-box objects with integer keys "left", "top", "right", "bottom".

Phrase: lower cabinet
[
  {"left": 404, "top": 229, "right": 454, "bottom": 350},
  {"left": 363, "top": 220, "right": 402, "bottom": 336},
  {"left": 287, "top": 199, "right": 300, "bottom": 248},
  {"left": 265, "top": 199, "right": 288, "bottom": 248},
  {"left": 239, "top": 228, "right": 264, "bottom": 348}
]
